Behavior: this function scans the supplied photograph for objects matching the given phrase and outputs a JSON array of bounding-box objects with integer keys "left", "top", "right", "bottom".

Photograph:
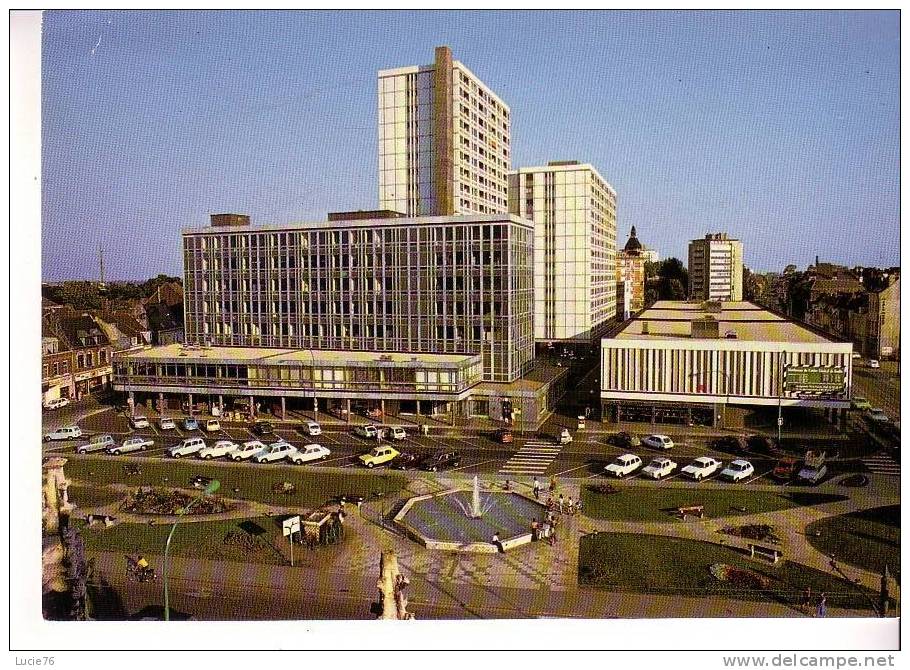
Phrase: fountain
[{"left": 394, "top": 476, "right": 547, "bottom": 553}]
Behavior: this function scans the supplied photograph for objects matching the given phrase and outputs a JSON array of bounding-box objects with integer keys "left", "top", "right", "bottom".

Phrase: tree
[
  {"left": 645, "top": 258, "right": 689, "bottom": 303},
  {"left": 62, "top": 523, "right": 91, "bottom": 621}
]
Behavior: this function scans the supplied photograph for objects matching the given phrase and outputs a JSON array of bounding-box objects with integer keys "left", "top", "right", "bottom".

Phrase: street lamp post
[{"left": 163, "top": 479, "right": 220, "bottom": 621}]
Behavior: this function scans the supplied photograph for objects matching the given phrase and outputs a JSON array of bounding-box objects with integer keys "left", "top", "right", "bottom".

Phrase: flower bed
[
  {"left": 709, "top": 563, "right": 773, "bottom": 590},
  {"left": 718, "top": 524, "right": 780, "bottom": 544},
  {"left": 587, "top": 483, "right": 620, "bottom": 496},
  {"left": 121, "top": 488, "right": 228, "bottom": 515}
]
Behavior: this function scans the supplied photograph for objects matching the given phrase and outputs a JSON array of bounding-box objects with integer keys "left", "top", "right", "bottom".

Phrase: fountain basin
[{"left": 394, "top": 488, "right": 547, "bottom": 553}]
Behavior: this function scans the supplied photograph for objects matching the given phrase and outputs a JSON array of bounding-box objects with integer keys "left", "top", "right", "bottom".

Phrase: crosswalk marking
[
  {"left": 863, "top": 454, "right": 900, "bottom": 476},
  {"left": 498, "top": 440, "right": 563, "bottom": 476}
]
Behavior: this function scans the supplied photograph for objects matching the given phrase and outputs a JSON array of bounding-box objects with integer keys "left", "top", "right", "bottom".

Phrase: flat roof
[
  {"left": 183, "top": 213, "right": 531, "bottom": 236},
  {"left": 612, "top": 301, "right": 841, "bottom": 345},
  {"left": 117, "top": 344, "right": 479, "bottom": 367}
]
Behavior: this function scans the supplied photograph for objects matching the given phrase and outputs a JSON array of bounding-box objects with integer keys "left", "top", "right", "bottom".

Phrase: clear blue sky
[{"left": 41, "top": 10, "right": 900, "bottom": 280}]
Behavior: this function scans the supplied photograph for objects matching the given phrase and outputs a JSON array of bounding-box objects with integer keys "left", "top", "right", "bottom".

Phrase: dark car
[
  {"left": 421, "top": 451, "right": 461, "bottom": 472},
  {"left": 711, "top": 435, "right": 747, "bottom": 453},
  {"left": 746, "top": 434, "right": 776, "bottom": 454},
  {"left": 391, "top": 452, "right": 427, "bottom": 470},
  {"left": 608, "top": 431, "right": 640, "bottom": 449},
  {"left": 493, "top": 429, "right": 514, "bottom": 444},
  {"left": 251, "top": 421, "right": 275, "bottom": 437},
  {"left": 772, "top": 457, "right": 798, "bottom": 482}
]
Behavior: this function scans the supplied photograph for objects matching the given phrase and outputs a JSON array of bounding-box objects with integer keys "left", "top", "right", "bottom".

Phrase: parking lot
[{"left": 41, "top": 406, "right": 870, "bottom": 488}]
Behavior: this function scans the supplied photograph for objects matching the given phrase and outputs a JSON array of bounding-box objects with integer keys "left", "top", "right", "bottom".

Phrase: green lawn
[
  {"left": 580, "top": 485, "right": 848, "bottom": 523},
  {"left": 78, "top": 515, "right": 292, "bottom": 565},
  {"left": 578, "top": 533, "right": 883, "bottom": 611},
  {"left": 66, "top": 485, "right": 125, "bottom": 508},
  {"left": 806, "top": 506, "right": 900, "bottom": 583},
  {"left": 62, "top": 458, "right": 407, "bottom": 508}
]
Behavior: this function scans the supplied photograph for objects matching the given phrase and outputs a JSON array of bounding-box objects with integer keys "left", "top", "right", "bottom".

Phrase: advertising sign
[{"left": 783, "top": 366, "right": 846, "bottom": 396}]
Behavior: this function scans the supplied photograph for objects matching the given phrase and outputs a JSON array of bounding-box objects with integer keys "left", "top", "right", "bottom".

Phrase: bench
[
  {"left": 85, "top": 514, "right": 116, "bottom": 527},
  {"left": 749, "top": 543, "right": 782, "bottom": 564},
  {"left": 677, "top": 505, "right": 705, "bottom": 519}
]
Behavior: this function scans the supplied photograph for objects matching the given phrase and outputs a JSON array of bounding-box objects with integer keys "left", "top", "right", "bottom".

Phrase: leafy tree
[{"left": 62, "top": 523, "right": 91, "bottom": 621}]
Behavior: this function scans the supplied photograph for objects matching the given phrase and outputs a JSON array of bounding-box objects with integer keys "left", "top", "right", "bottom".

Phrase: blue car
[{"left": 183, "top": 417, "right": 199, "bottom": 431}]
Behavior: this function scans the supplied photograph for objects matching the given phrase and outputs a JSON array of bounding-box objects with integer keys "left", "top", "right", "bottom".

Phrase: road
[{"left": 852, "top": 363, "right": 901, "bottom": 421}]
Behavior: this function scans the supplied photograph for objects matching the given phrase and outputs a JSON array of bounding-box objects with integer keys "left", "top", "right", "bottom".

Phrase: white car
[
  {"left": 44, "top": 426, "right": 83, "bottom": 442},
  {"left": 604, "top": 453, "right": 643, "bottom": 478},
  {"left": 681, "top": 457, "right": 723, "bottom": 481},
  {"left": 256, "top": 441, "right": 298, "bottom": 463},
  {"left": 557, "top": 428, "right": 573, "bottom": 445},
  {"left": 354, "top": 424, "right": 378, "bottom": 439},
  {"left": 289, "top": 443, "right": 332, "bottom": 464},
  {"left": 205, "top": 419, "right": 221, "bottom": 432},
  {"left": 303, "top": 421, "right": 322, "bottom": 436},
  {"left": 641, "top": 457, "right": 677, "bottom": 480},
  {"left": 231, "top": 440, "right": 267, "bottom": 461},
  {"left": 168, "top": 437, "right": 206, "bottom": 458},
  {"left": 76, "top": 434, "right": 115, "bottom": 454},
  {"left": 720, "top": 459, "right": 755, "bottom": 482},
  {"left": 197, "top": 440, "right": 238, "bottom": 460},
  {"left": 867, "top": 408, "right": 891, "bottom": 424},
  {"left": 159, "top": 417, "right": 176, "bottom": 430},
  {"left": 641, "top": 434, "right": 674, "bottom": 450},
  {"left": 869, "top": 359, "right": 881, "bottom": 369},
  {"left": 383, "top": 426, "right": 406, "bottom": 441},
  {"left": 129, "top": 415, "right": 150, "bottom": 429},
  {"left": 109, "top": 436, "right": 153, "bottom": 455},
  {"left": 44, "top": 398, "right": 70, "bottom": 410}
]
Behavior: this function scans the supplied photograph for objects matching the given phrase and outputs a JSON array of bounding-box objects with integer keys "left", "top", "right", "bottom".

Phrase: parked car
[
  {"left": 641, "top": 434, "right": 674, "bottom": 450},
  {"left": 365, "top": 407, "right": 383, "bottom": 420},
  {"left": 745, "top": 434, "right": 776, "bottom": 454},
  {"left": 391, "top": 452, "right": 426, "bottom": 470},
  {"left": 421, "top": 451, "right": 461, "bottom": 472},
  {"left": 493, "top": 429, "right": 514, "bottom": 444},
  {"left": 359, "top": 445, "right": 400, "bottom": 468},
  {"left": 44, "top": 397, "right": 70, "bottom": 410},
  {"left": 76, "top": 434, "right": 115, "bottom": 454},
  {"left": 159, "top": 417, "right": 176, "bottom": 430},
  {"left": 867, "top": 408, "right": 891, "bottom": 424},
  {"left": 303, "top": 421, "right": 322, "bottom": 437},
  {"left": 797, "top": 451, "right": 828, "bottom": 484},
  {"left": 711, "top": 435, "right": 748, "bottom": 453},
  {"left": 354, "top": 424, "right": 378, "bottom": 439},
  {"left": 182, "top": 417, "right": 199, "bottom": 431},
  {"left": 205, "top": 419, "right": 221, "bottom": 432},
  {"left": 641, "top": 457, "right": 677, "bottom": 480},
  {"left": 44, "top": 425, "right": 83, "bottom": 442},
  {"left": 288, "top": 443, "right": 331, "bottom": 464},
  {"left": 129, "top": 415, "right": 150, "bottom": 430},
  {"left": 852, "top": 351, "right": 862, "bottom": 360},
  {"left": 109, "top": 436, "right": 153, "bottom": 455},
  {"left": 608, "top": 431, "right": 640, "bottom": 449},
  {"left": 681, "top": 457, "right": 723, "bottom": 481},
  {"left": 197, "top": 440, "right": 238, "bottom": 460},
  {"left": 772, "top": 456, "right": 799, "bottom": 481},
  {"left": 604, "top": 453, "right": 643, "bottom": 478},
  {"left": 256, "top": 441, "right": 298, "bottom": 463},
  {"left": 168, "top": 437, "right": 206, "bottom": 458},
  {"left": 851, "top": 396, "right": 871, "bottom": 411},
  {"left": 231, "top": 440, "right": 267, "bottom": 461},
  {"left": 328, "top": 406, "right": 350, "bottom": 420},
  {"left": 720, "top": 459, "right": 755, "bottom": 482},
  {"left": 556, "top": 428, "right": 573, "bottom": 445},
  {"left": 383, "top": 426, "right": 407, "bottom": 441},
  {"left": 869, "top": 359, "right": 881, "bottom": 369},
  {"left": 251, "top": 421, "right": 275, "bottom": 437}
]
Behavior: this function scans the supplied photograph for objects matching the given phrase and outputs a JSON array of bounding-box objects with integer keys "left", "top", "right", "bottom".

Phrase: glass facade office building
[{"left": 182, "top": 213, "right": 534, "bottom": 384}]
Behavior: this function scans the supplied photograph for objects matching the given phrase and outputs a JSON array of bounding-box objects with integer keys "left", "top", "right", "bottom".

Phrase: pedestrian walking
[
  {"left": 816, "top": 593, "right": 827, "bottom": 618},
  {"left": 531, "top": 519, "right": 539, "bottom": 542},
  {"left": 492, "top": 533, "right": 503, "bottom": 553},
  {"left": 558, "top": 494, "right": 565, "bottom": 514},
  {"left": 566, "top": 497, "right": 575, "bottom": 515},
  {"left": 575, "top": 497, "right": 583, "bottom": 514},
  {"left": 533, "top": 477, "right": 541, "bottom": 500},
  {"left": 546, "top": 496, "right": 554, "bottom": 511},
  {"left": 542, "top": 520, "right": 551, "bottom": 542},
  {"left": 549, "top": 476, "right": 557, "bottom": 492},
  {"left": 504, "top": 479, "right": 512, "bottom": 492}
]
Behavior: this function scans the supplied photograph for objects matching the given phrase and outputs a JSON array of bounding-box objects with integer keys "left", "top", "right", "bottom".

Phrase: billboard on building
[{"left": 783, "top": 366, "right": 847, "bottom": 397}]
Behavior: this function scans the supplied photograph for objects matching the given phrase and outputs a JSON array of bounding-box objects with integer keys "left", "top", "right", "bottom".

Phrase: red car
[
  {"left": 493, "top": 429, "right": 514, "bottom": 444},
  {"left": 772, "top": 457, "right": 798, "bottom": 481}
]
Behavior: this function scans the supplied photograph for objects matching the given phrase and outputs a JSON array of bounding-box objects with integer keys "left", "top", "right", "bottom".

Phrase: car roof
[{"left": 730, "top": 459, "right": 751, "bottom": 466}]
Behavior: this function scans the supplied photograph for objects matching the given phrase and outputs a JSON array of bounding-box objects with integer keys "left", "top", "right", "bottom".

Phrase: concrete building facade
[
  {"left": 378, "top": 46, "right": 511, "bottom": 217},
  {"left": 601, "top": 301, "right": 853, "bottom": 427},
  {"left": 508, "top": 161, "right": 617, "bottom": 342},
  {"left": 688, "top": 233, "right": 744, "bottom": 302}
]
